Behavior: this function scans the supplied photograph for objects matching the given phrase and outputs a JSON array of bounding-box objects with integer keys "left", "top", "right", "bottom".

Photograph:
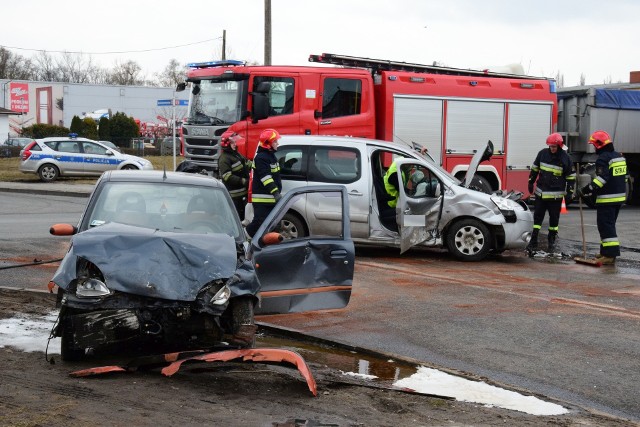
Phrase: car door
[
  {"left": 81, "top": 141, "right": 116, "bottom": 174},
  {"left": 394, "top": 158, "right": 445, "bottom": 254},
  {"left": 53, "top": 140, "right": 85, "bottom": 174},
  {"left": 250, "top": 185, "right": 354, "bottom": 314}
]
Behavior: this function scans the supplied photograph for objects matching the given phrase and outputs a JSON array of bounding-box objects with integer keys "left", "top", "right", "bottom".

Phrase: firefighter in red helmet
[
  {"left": 245, "top": 129, "right": 282, "bottom": 238},
  {"left": 526, "top": 132, "right": 575, "bottom": 254},
  {"left": 218, "top": 130, "right": 251, "bottom": 220},
  {"left": 577, "top": 130, "right": 628, "bottom": 264}
]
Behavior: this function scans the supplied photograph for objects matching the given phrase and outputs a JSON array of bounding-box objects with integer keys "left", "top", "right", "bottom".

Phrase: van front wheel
[{"left": 446, "top": 219, "right": 492, "bottom": 261}]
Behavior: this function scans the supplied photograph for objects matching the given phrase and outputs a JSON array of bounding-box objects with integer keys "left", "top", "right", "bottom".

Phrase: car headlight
[
  {"left": 76, "top": 278, "right": 111, "bottom": 298},
  {"left": 491, "top": 196, "right": 519, "bottom": 222},
  {"left": 210, "top": 284, "right": 231, "bottom": 305}
]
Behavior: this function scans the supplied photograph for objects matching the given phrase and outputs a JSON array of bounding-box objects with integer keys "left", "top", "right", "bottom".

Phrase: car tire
[
  {"left": 38, "top": 164, "right": 59, "bottom": 182},
  {"left": 280, "top": 212, "right": 307, "bottom": 239},
  {"left": 229, "top": 297, "right": 256, "bottom": 348},
  {"left": 121, "top": 164, "right": 138, "bottom": 170},
  {"left": 60, "top": 315, "right": 84, "bottom": 362},
  {"left": 446, "top": 218, "right": 492, "bottom": 261}
]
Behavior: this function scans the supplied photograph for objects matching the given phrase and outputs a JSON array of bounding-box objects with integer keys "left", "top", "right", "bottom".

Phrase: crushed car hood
[{"left": 52, "top": 222, "right": 238, "bottom": 301}]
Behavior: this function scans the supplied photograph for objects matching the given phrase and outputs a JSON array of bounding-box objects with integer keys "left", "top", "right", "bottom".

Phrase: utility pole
[
  {"left": 264, "top": 0, "right": 272, "bottom": 65},
  {"left": 222, "top": 29, "right": 226, "bottom": 60}
]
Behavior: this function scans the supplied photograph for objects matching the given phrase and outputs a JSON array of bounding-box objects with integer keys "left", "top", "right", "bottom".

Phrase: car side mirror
[
  {"left": 434, "top": 183, "right": 441, "bottom": 198},
  {"left": 259, "top": 232, "right": 284, "bottom": 246},
  {"left": 50, "top": 223, "right": 78, "bottom": 236},
  {"left": 176, "top": 82, "right": 186, "bottom": 92}
]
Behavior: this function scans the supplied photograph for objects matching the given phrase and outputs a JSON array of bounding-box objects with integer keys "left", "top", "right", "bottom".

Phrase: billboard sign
[{"left": 10, "top": 83, "right": 29, "bottom": 113}]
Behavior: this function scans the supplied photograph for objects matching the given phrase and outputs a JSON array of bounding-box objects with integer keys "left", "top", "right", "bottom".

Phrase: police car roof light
[{"left": 69, "top": 133, "right": 78, "bottom": 139}]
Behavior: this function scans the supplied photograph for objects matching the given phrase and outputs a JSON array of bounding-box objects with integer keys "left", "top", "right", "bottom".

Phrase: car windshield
[
  {"left": 187, "top": 79, "right": 244, "bottom": 125},
  {"left": 83, "top": 181, "right": 242, "bottom": 238}
]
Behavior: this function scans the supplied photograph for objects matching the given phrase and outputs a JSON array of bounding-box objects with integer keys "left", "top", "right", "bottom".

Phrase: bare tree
[
  {"left": 33, "top": 51, "right": 61, "bottom": 81},
  {"left": 153, "top": 59, "right": 185, "bottom": 87},
  {"left": 579, "top": 73, "right": 586, "bottom": 86},
  {"left": 108, "top": 60, "right": 145, "bottom": 86},
  {"left": 56, "top": 52, "right": 99, "bottom": 83},
  {"left": 0, "top": 47, "right": 36, "bottom": 80}
]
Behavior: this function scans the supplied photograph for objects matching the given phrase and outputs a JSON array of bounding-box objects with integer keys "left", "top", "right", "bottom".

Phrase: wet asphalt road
[{"left": 1, "top": 187, "right": 639, "bottom": 422}]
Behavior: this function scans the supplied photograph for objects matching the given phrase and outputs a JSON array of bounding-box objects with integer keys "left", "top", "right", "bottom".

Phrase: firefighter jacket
[
  {"left": 591, "top": 145, "right": 627, "bottom": 206},
  {"left": 251, "top": 146, "right": 281, "bottom": 204},
  {"left": 529, "top": 148, "right": 575, "bottom": 200},
  {"left": 219, "top": 147, "right": 250, "bottom": 199},
  {"left": 383, "top": 161, "right": 408, "bottom": 208}
]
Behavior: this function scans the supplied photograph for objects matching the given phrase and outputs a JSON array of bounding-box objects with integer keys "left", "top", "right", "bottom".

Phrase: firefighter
[
  {"left": 577, "top": 130, "right": 627, "bottom": 265},
  {"left": 382, "top": 161, "right": 424, "bottom": 231},
  {"left": 245, "top": 128, "right": 282, "bottom": 238},
  {"left": 218, "top": 131, "right": 251, "bottom": 221},
  {"left": 526, "top": 133, "right": 576, "bottom": 254}
]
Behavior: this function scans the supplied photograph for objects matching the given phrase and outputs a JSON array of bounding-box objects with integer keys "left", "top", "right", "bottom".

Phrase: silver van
[{"left": 253, "top": 135, "right": 532, "bottom": 261}]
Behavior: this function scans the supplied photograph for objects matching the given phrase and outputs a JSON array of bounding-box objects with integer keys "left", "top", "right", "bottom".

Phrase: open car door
[
  {"left": 250, "top": 185, "right": 354, "bottom": 314},
  {"left": 394, "top": 159, "right": 445, "bottom": 254}
]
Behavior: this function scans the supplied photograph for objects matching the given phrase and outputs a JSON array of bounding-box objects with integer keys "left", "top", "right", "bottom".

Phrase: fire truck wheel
[
  {"left": 468, "top": 175, "right": 492, "bottom": 194},
  {"left": 446, "top": 218, "right": 492, "bottom": 262}
]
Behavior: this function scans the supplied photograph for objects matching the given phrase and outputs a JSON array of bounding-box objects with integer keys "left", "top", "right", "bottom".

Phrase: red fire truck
[{"left": 178, "top": 53, "right": 557, "bottom": 194}]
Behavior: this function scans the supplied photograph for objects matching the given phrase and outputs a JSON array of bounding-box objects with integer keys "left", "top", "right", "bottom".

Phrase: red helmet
[
  {"left": 259, "top": 128, "right": 280, "bottom": 148},
  {"left": 588, "top": 130, "right": 612, "bottom": 149},
  {"left": 546, "top": 133, "right": 563, "bottom": 147},
  {"left": 220, "top": 130, "right": 237, "bottom": 148}
]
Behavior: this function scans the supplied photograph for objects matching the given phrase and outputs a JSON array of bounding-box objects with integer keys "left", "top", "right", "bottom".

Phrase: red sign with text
[{"left": 10, "top": 83, "right": 29, "bottom": 113}]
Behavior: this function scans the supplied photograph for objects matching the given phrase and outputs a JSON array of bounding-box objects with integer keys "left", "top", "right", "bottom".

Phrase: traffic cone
[{"left": 560, "top": 197, "right": 568, "bottom": 214}]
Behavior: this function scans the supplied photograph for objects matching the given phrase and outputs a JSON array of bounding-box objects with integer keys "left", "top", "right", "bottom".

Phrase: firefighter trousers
[
  {"left": 533, "top": 198, "right": 562, "bottom": 231},
  {"left": 231, "top": 196, "right": 247, "bottom": 221},
  {"left": 596, "top": 204, "right": 621, "bottom": 257},
  {"left": 246, "top": 203, "right": 275, "bottom": 237}
]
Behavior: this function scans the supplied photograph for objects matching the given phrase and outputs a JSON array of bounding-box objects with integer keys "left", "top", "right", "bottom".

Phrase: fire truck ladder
[{"left": 309, "top": 53, "right": 546, "bottom": 80}]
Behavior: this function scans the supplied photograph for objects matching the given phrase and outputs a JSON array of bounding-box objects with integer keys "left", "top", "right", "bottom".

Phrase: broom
[{"left": 574, "top": 195, "right": 602, "bottom": 267}]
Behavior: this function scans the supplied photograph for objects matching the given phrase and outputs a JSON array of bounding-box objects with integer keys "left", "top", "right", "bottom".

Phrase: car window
[
  {"left": 400, "top": 164, "right": 440, "bottom": 199},
  {"left": 84, "top": 182, "right": 242, "bottom": 238},
  {"left": 82, "top": 142, "right": 108, "bottom": 155},
  {"left": 308, "top": 147, "right": 360, "bottom": 184},
  {"left": 56, "top": 141, "right": 81, "bottom": 153},
  {"left": 276, "top": 146, "right": 307, "bottom": 180}
]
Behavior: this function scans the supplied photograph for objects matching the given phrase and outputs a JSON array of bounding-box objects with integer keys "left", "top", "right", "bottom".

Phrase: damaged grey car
[{"left": 49, "top": 170, "right": 354, "bottom": 361}]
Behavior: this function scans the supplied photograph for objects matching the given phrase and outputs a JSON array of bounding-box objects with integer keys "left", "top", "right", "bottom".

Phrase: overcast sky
[{"left": 4, "top": 0, "right": 638, "bottom": 86}]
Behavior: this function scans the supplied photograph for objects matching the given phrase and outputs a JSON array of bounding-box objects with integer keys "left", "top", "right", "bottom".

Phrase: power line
[{"left": 1, "top": 38, "right": 222, "bottom": 55}]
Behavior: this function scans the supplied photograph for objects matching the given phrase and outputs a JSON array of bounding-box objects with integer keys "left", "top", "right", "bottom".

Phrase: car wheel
[
  {"left": 121, "top": 164, "right": 138, "bottom": 170},
  {"left": 60, "top": 315, "right": 84, "bottom": 362},
  {"left": 280, "top": 212, "right": 307, "bottom": 239},
  {"left": 38, "top": 164, "right": 59, "bottom": 182},
  {"left": 229, "top": 297, "right": 256, "bottom": 348},
  {"left": 446, "top": 218, "right": 492, "bottom": 261}
]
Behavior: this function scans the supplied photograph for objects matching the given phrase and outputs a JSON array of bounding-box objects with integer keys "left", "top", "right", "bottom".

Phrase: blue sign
[
  {"left": 157, "top": 99, "right": 172, "bottom": 106},
  {"left": 177, "top": 99, "right": 189, "bottom": 106}
]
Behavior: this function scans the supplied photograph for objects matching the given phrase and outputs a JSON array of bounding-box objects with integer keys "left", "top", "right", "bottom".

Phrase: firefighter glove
[
  {"left": 274, "top": 191, "right": 282, "bottom": 202},
  {"left": 579, "top": 184, "right": 594, "bottom": 198}
]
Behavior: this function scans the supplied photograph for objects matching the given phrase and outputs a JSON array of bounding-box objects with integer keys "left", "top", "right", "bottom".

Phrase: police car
[{"left": 19, "top": 135, "right": 153, "bottom": 182}]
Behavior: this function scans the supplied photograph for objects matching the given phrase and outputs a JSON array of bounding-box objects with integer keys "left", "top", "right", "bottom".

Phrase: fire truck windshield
[{"left": 187, "top": 80, "right": 244, "bottom": 125}]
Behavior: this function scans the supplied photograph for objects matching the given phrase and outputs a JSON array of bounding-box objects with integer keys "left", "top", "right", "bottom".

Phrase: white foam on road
[
  {"left": 394, "top": 366, "right": 568, "bottom": 416},
  {"left": 0, "top": 311, "right": 60, "bottom": 354}
]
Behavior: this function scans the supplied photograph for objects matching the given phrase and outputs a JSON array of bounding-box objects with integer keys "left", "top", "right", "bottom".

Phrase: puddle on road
[
  {"left": 256, "top": 332, "right": 569, "bottom": 416},
  {"left": 0, "top": 312, "right": 568, "bottom": 416}
]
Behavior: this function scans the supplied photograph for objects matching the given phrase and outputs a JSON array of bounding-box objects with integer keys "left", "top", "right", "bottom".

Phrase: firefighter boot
[
  {"left": 547, "top": 231, "right": 558, "bottom": 254},
  {"left": 526, "top": 229, "right": 539, "bottom": 255}
]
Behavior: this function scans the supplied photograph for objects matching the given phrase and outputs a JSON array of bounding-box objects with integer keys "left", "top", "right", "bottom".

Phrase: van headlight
[
  {"left": 491, "top": 196, "right": 519, "bottom": 222},
  {"left": 210, "top": 285, "right": 231, "bottom": 305}
]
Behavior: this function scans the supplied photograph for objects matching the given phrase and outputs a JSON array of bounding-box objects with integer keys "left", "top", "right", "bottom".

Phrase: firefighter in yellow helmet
[
  {"left": 245, "top": 129, "right": 282, "bottom": 238},
  {"left": 577, "top": 130, "right": 628, "bottom": 264}
]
